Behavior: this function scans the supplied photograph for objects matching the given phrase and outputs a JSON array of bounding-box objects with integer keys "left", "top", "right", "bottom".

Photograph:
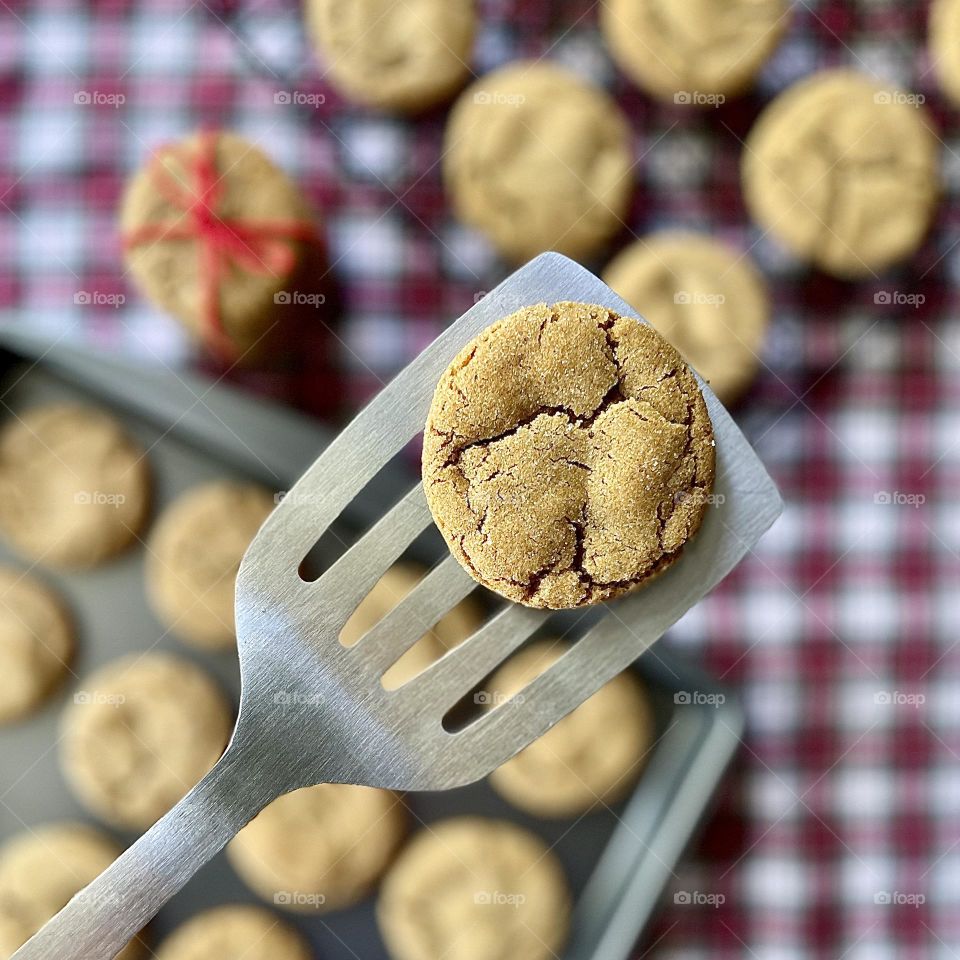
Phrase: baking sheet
[{"left": 0, "top": 339, "right": 743, "bottom": 960}]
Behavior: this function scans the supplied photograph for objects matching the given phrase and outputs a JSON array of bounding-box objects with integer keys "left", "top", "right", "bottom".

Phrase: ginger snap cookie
[
  {"left": 146, "top": 481, "right": 274, "bottom": 650},
  {"left": 377, "top": 817, "right": 571, "bottom": 960},
  {"left": 444, "top": 62, "right": 633, "bottom": 262},
  {"left": 155, "top": 905, "right": 311, "bottom": 960},
  {"left": 0, "top": 567, "right": 74, "bottom": 724},
  {"left": 487, "top": 640, "right": 653, "bottom": 817},
  {"left": 60, "top": 653, "right": 232, "bottom": 829},
  {"left": 742, "top": 70, "right": 939, "bottom": 278},
  {"left": 0, "top": 405, "right": 149, "bottom": 569},
  {"left": 120, "top": 130, "right": 318, "bottom": 359},
  {"left": 422, "top": 301, "right": 715, "bottom": 609},
  {"left": 601, "top": 0, "right": 789, "bottom": 103},
  {"left": 0, "top": 822, "right": 143, "bottom": 960},
  {"left": 306, "top": 0, "right": 475, "bottom": 113},
  {"left": 931, "top": 0, "right": 960, "bottom": 107},
  {"left": 341, "top": 563, "right": 482, "bottom": 688},
  {"left": 603, "top": 231, "right": 770, "bottom": 404},
  {"left": 227, "top": 783, "right": 406, "bottom": 913}
]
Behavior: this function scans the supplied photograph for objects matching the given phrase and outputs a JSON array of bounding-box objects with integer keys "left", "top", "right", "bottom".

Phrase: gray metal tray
[{"left": 0, "top": 329, "right": 744, "bottom": 960}]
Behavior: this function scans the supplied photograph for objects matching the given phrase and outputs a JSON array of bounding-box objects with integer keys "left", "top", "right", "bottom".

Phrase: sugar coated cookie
[
  {"left": 146, "top": 481, "right": 274, "bottom": 649},
  {"left": 488, "top": 640, "right": 653, "bottom": 816},
  {"left": 931, "top": 0, "right": 960, "bottom": 107},
  {"left": 422, "top": 301, "right": 715, "bottom": 608},
  {"left": 0, "top": 405, "right": 149, "bottom": 568},
  {"left": 603, "top": 231, "right": 770, "bottom": 404},
  {"left": 340, "top": 563, "right": 482, "bottom": 688},
  {"left": 154, "top": 905, "right": 311, "bottom": 960},
  {"left": 377, "top": 817, "right": 571, "bottom": 960},
  {"left": 0, "top": 822, "right": 143, "bottom": 960},
  {"left": 444, "top": 62, "right": 633, "bottom": 262},
  {"left": 228, "top": 784, "right": 406, "bottom": 913},
  {"left": 601, "top": 0, "right": 789, "bottom": 102},
  {"left": 0, "top": 568, "right": 74, "bottom": 724},
  {"left": 742, "top": 69, "right": 939, "bottom": 278},
  {"left": 306, "top": 0, "right": 475, "bottom": 112},
  {"left": 121, "top": 130, "right": 317, "bottom": 358},
  {"left": 60, "top": 653, "right": 232, "bottom": 829}
]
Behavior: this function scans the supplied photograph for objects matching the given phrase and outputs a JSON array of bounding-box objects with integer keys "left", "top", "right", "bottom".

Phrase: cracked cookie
[
  {"left": 340, "top": 563, "right": 482, "bottom": 688},
  {"left": 0, "top": 822, "right": 144, "bottom": 960},
  {"left": 443, "top": 62, "right": 633, "bottom": 262},
  {"left": 60, "top": 653, "right": 232, "bottom": 829},
  {"left": 487, "top": 640, "right": 653, "bottom": 817},
  {"left": 377, "top": 817, "right": 571, "bottom": 960},
  {"left": 422, "top": 301, "right": 715, "bottom": 609},
  {"left": 146, "top": 481, "right": 275, "bottom": 650},
  {"left": 0, "top": 567, "right": 74, "bottom": 724},
  {"left": 0, "top": 405, "right": 150, "bottom": 569},
  {"left": 742, "top": 70, "right": 939, "bottom": 278},
  {"left": 306, "top": 0, "right": 475, "bottom": 113},
  {"left": 155, "top": 905, "right": 311, "bottom": 960},
  {"left": 227, "top": 783, "right": 406, "bottom": 913},
  {"left": 601, "top": 0, "right": 789, "bottom": 103},
  {"left": 603, "top": 231, "right": 770, "bottom": 405}
]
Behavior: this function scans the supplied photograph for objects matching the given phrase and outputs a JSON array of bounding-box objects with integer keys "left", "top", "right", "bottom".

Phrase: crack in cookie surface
[{"left": 422, "top": 301, "right": 716, "bottom": 609}]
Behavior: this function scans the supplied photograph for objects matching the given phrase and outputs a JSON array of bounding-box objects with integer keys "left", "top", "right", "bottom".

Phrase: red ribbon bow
[{"left": 122, "top": 130, "right": 318, "bottom": 359}]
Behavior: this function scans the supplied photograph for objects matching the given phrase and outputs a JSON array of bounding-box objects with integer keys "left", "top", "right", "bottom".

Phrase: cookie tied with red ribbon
[{"left": 120, "top": 130, "right": 318, "bottom": 360}]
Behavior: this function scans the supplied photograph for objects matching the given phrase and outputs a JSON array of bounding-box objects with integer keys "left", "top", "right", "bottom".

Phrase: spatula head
[{"left": 234, "top": 253, "right": 782, "bottom": 793}]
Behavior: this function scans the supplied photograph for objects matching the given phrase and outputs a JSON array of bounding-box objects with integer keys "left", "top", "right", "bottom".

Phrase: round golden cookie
[
  {"left": 120, "top": 130, "right": 314, "bottom": 358},
  {"left": 377, "top": 817, "right": 571, "bottom": 960},
  {"left": 227, "top": 783, "right": 406, "bottom": 913},
  {"left": 601, "top": 0, "right": 789, "bottom": 103},
  {"left": 422, "top": 301, "right": 715, "bottom": 609},
  {"left": 603, "top": 231, "right": 770, "bottom": 404},
  {"left": 742, "top": 70, "right": 939, "bottom": 278},
  {"left": 0, "top": 405, "right": 150, "bottom": 568},
  {"left": 931, "top": 0, "right": 960, "bottom": 107},
  {"left": 0, "top": 822, "right": 143, "bottom": 960},
  {"left": 0, "top": 568, "right": 74, "bottom": 724},
  {"left": 60, "top": 653, "right": 232, "bottom": 829},
  {"left": 306, "top": 0, "right": 475, "bottom": 113},
  {"left": 444, "top": 62, "right": 633, "bottom": 262},
  {"left": 487, "top": 641, "right": 653, "bottom": 817},
  {"left": 340, "top": 563, "right": 482, "bottom": 688},
  {"left": 146, "top": 482, "right": 275, "bottom": 649},
  {"left": 154, "top": 905, "right": 311, "bottom": 960}
]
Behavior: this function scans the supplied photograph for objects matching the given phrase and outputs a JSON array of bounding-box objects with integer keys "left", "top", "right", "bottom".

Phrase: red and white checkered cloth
[{"left": 2, "top": 0, "right": 959, "bottom": 956}]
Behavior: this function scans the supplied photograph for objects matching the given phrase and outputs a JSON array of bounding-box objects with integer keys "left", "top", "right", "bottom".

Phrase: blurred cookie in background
[
  {"left": 444, "top": 61, "right": 633, "bottom": 262},
  {"left": 0, "top": 822, "right": 144, "bottom": 959},
  {"left": 0, "top": 568, "right": 74, "bottom": 724},
  {"left": 146, "top": 481, "right": 274, "bottom": 650},
  {"left": 743, "top": 69, "right": 939, "bottom": 278},
  {"left": 930, "top": 0, "right": 960, "bottom": 107},
  {"left": 120, "top": 130, "right": 319, "bottom": 361},
  {"left": 60, "top": 653, "right": 232, "bottom": 830},
  {"left": 340, "top": 563, "right": 482, "bottom": 688},
  {"left": 487, "top": 640, "right": 653, "bottom": 817},
  {"left": 154, "top": 905, "right": 312, "bottom": 960},
  {"left": 377, "top": 817, "right": 571, "bottom": 960},
  {"left": 227, "top": 784, "right": 406, "bottom": 913},
  {"left": 306, "top": 0, "right": 475, "bottom": 113},
  {"left": 0, "top": 405, "right": 150, "bottom": 569},
  {"left": 601, "top": 0, "right": 789, "bottom": 104},
  {"left": 604, "top": 231, "right": 770, "bottom": 404}
]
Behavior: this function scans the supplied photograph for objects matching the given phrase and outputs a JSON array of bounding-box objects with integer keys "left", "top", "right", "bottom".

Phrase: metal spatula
[{"left": 13, "top": 253, "right": 781, "bottom": 960}]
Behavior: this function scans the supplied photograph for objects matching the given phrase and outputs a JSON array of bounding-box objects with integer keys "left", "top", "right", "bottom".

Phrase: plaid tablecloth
[{"left": 2, "top": 0, "right": 960, "bottom": 957}]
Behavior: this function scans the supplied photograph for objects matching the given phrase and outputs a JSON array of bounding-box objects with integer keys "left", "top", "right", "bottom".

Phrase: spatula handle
[{"left": 11, "top": 744, "right": 277, "bottom": 960}]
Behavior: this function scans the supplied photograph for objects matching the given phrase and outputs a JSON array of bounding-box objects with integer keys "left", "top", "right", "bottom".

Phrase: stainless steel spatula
[{"left": 13, "top": 252, "right": 781, "bottom": 960}]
